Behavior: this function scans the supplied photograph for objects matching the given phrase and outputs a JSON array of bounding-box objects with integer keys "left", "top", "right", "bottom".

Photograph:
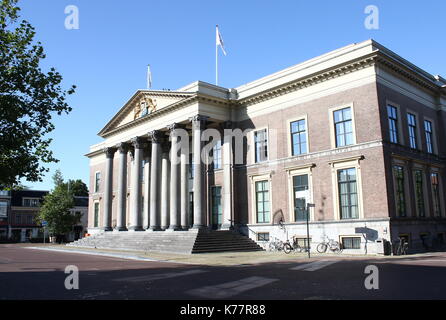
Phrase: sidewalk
[{"left": 23, "top": 243, "right": 407, "bottom": 266}]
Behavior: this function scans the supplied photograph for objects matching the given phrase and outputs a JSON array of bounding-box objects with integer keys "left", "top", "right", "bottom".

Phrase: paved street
[{"left": 1, "top": 244, "right": 446, "bottom": 300}]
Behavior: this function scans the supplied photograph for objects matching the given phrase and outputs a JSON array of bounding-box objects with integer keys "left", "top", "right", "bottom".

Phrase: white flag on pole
[
  {"left": 216, "top": 25, "right": 227, "bottom": 56},
  {"left": 147, "top": 64, "right": 152, "bottom": 89}
]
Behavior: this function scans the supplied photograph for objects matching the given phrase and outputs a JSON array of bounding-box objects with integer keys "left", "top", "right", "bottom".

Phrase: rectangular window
[
  {"left": 189, "top": 192, "right": 194, "bottom": 227},
  {"left": 255, "top": 180, "right": 270, "bottom": 223},
  {"left": 407, "top": 113, "right": 417, "bottom": 149},
  {"left": 211, "top": 186, "right": 222, "bottom": 227},
  {"left": 26, "top": 215, "right": 33, "bottom": 225},
  {"left": 338, "top": 168, "right": 359, "bottom": 219},
  {"left": 94, "top": 202, "right": 99, "bottom": 228},
  {"left": 414, "top": 170, "right": 425, "bottom": 217},
  {"left": 257, "top": 232, "right": 270, "bottom": 242},
  {"left": 387, "top": 105, "right": 399, "bottom": 144},
  {"left": 290, "top": 119, "right": 307, "bottom": 156},
  {"left": 334, "top": 107, "right": 354, "bottom": 147},
  {"left": 393, "top": 166, "right": 406, "bottom": 217},
  {"left": 16, "top": 215, "right": 22, "bottom": 224},
  {"left": 212, "top": 141, "right": 222, "bottom": 170},
  {"left": 342, "top": 237, "right": 361, "bottom": 249},
  {"left": 254, "top": 129, "right": 268, "bottom": 163},
  {"left": 293, "top": 174, "right": 309, "bottom": 221},
  {"left": 22, "top": 198, "right": 40, "bottom": 207},
  {"left": 431, "top": 173, "right": 441, "bottom": 217},
  {"left": 424, "top": 120, "right": 434, "bottom": 154},
  {"left": 189, "top": 154, "right": 194, "bottom": 179},
  {"left": 0, "top": 201, "right": 7, "bottom": 217},
  {"left": 294, "top": 237, "right": 312, "bottom": 250},
  {"left": 95, "top": 172, "right": 101, "bottom": 193}
]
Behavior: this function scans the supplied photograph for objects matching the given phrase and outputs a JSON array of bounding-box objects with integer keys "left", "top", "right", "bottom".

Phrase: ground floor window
[
  {"left": 211, "top": 186, "right": 222, "bottom": 228},
  {"left": 293, "top": 174, "right": 309, "bottom": 221},
  {"left": 293, "top": 237, "right": 311, "bottom": 250},
  {"left": 414, "top": 170, "right": 426, "bottom": 217},
  {"left": 94, "top": 202, "right": 99, "bottom": 228},
  {"left": 393, "top": 165, "right": 406, "bottom": 217},
  {"left": 337, "top": 168, "right": 359, "bottom": 219},
  {"left": 431, "top": 173, "right": 441, "bottom": 217},
  {"left": 341, "top": 237, "right": 361, "bottom": 249},
  {"left": 255, "top": 180, "right": 270, "bottom": 223}
]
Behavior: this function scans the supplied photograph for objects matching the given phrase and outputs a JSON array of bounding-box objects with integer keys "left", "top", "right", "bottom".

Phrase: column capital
[
  {"left": 220, "top": 120, "right": 233, "bottom": 130},
  {"left": 116, "top": 142, "right": 130, "bottom": 153},
  {"left": 104, "top": 147, "right": 117, "bottom": 159},
  {"left": 189, "top": 115, "right": 209, "bottom": 129},
  {"left": 131, "top": 136, "right": 146, "bottom": 149},
  {"left": 148, "top": 130, "right": 165, "bottom": 143},
  {"left": 167, "top": 122, "right": 186, "bottom": 132}
]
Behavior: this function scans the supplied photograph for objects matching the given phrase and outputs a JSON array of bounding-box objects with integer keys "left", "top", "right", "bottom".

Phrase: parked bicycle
[
  {"left": 317, "top": 236, "right": 342, "bottom": 254},
  {"left": 283, "top": 237, "right": 304, "bottom": 254},
  {"left": 268, "top": 238, "right": 285, "bottom": 252}
]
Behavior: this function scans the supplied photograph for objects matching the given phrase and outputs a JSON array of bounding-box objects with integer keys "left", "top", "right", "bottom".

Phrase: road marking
[
  {"left": 186, "top": 276, "right": 278, "bottom": 299},
  {"left": 113, "top": 269, "right": 207, "bottom": 282},
  {"left": 289, "top": 260, "right": 338, "bottom": 271}
]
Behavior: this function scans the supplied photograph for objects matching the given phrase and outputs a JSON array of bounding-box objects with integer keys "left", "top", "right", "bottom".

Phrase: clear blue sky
[{"left": 18, "top": 0, "right": 446, "bottom": 191}]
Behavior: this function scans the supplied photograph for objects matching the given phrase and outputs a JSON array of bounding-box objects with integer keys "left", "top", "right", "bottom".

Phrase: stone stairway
[{"left": 67, "top": 229, "right": 264, "bottom": 254}]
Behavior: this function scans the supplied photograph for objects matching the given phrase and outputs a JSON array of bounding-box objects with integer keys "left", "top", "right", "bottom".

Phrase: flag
[
  {"left": 216, "top": 25, "right": 227, "bottom": 56},
  {"left": 147, "top": 64, "right": 152, "bottom": 89}
]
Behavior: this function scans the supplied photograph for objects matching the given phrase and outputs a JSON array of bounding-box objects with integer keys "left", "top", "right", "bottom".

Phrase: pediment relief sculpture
[{"left": 134, "top": 96, "right": 157, "bottom": 120}]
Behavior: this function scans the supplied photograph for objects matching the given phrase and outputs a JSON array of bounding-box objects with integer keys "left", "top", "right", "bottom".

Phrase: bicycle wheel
[
  {"left": 283, "top": 243, "right": 292, "bottom": 254},
  {"left": 317, "top": 243, "right": 327, "bottom": 253}
]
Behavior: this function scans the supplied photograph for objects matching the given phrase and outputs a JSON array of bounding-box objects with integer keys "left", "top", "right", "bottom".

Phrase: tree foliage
[
  {"left": 37, "top": 170, "right": 84, "bottom": 238},
  {"left": 0, "top": 0, "right": 76, "bottom": 189}
]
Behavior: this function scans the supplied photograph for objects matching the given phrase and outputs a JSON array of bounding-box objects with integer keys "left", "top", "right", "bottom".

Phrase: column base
[
  {"left": 220, "top": 223, "right": 233, "bottom": 230},
  {"left": 192, "top": 224, "right": 207, "bottom": 230},
  {"left": 166, "top": 225, "right": 181, "bottom": 232},
  {"left": 128, "top": 226, "right": 144, "bottom": 231},
  {"left": 103, "top": 227, "right": 113, "bottom": 232},
  {"left": 115, "top": 227, "right": 128, "bottom": 232},
  {"left": 147, "top": 226, "right": 162, "bottom": 232}
]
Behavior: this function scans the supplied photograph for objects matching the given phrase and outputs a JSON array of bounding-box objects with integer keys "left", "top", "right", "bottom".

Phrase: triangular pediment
[{"left": 98, "top": 90, "right": 194, "bottom": 137}]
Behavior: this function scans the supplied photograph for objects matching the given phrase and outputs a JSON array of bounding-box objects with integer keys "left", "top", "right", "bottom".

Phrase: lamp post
[{"left": 306, "top": 203, "right": 315, "bottom": 259}]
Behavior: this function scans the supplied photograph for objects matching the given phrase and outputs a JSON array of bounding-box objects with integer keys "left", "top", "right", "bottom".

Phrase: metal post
[{"left": 306, "top": 203, "right": 315, "bottom": 259}]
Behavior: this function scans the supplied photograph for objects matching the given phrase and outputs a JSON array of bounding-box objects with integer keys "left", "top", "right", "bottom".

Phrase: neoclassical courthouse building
[{"left": 84, "top": 40, "right": 446, "bottom": 254}]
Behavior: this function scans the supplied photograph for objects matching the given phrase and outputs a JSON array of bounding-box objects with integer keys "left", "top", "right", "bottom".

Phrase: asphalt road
[{"left": 1, "top": 244, "right": 445, "bottom": 300}]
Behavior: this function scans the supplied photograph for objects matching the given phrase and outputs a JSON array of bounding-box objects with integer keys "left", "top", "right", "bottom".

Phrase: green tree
[
  {"left": 37, "top": 171, "right": 80, "bottom": 242},
  {"left": 0, "top": 0, "right": 76, "bottom": 189}
]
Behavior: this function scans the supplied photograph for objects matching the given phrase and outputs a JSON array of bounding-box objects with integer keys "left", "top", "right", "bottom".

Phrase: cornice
[{"left": 238, "top": 53, "right": 378, "bottom": 107}]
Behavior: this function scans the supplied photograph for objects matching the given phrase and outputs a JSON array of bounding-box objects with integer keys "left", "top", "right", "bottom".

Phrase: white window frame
[
  {"left": 330, "top": 157, "right": 364, "bottom": 221},
  {"left": 22, "top": 198, "right": 40, "bottom": 208},
  {"left": 287, "top": 115, "right": 310, "bottom": 157},
  {"left": 249, "top": 173, "right": 273, "bottom": 225},
  {"left": 328, "top": 103, "right": 357, "bottom": 149},
  {"left": 251, "top": 127, "right": 269, "bottom": 164},
  {"left": 286, "top": 164, "right": 314, "bottom": 222}
]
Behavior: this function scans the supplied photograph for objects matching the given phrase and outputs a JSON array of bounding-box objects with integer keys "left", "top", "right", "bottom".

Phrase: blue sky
[{"left": 17, "top": 0, "right": 446, "bottom": 191}]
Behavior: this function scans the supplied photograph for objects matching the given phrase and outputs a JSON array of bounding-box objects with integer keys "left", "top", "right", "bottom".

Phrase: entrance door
[
  {"left": 211, "top": 186, "right": 222, "bottom": 229},
  {"left": 293, "top": 174, "right": 309, "bottom": 221}
]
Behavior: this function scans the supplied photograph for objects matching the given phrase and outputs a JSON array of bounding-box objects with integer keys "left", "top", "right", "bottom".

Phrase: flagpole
[{"left": 215, "top": 25, "right": 218, "bottom": 86}]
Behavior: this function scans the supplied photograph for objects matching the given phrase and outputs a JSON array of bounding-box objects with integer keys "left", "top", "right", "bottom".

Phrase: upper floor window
[
  {"left": 334, "top": 107, "right": 354, "bottom": 148},
  {"left": 290, "top": 119, "right": 307, "bottom": 156},
  {"left": 22, "top": 198, "right": 40, "bottom": 207},
  {"left": 407, "top": 113, "right": 417, "bottom": 149},
  {"left": 424, "top": 120, "right": 434, "bottom": 154},
  {"left": 212, "top": 140, "right": 222, "bottom": 170},
  {"left": 387, "top": 105, "right": 399, "bottom": 144},
  {"left": 254, "top": 129, "right": 268, "bottom": 163},
  {"left": 94, "top": 172, "right": 101, "bottom": 193},
  {"left": 0, "top": 201, "right": 8, "bottom": 218}
]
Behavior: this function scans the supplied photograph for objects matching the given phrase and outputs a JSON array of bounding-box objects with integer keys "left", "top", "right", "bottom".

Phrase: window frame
[
  {"left": 93, "top": 201, "right": 100, "bottom": 228},
  {"left": 22, "top": 198, "right": 40, "bottom": 208},
  {"left": 288, "top": 115, "right": 309, "bottom": 157},
  {"left": 340, "top": 236, "right": 362, "bottom": 250},
  {"left": 413, "top": 168, "right": 428, "bottom": 218},
  {"left": 330, "top": 158, "right": 364, "bottom": 221},
  {"left": 286, "top": 164, "right": 314, "bottom": 223},
  {"left": 328, "top": 104, "right": 357, "bottom": 149},
  {"left": 393, "top": 165, "right": 407, "bottom": 217},
  {"left": 253, "top": 128, "right": 269, "bottom": 164},
  {"left": 249, "top": 173, "right": 272, "bottom": 225},
  {"left": 210, "top": 186, "right": 222, "bottom": 227},
  {"left": 387, "top": 104, "right": 399, "bottom": 144},
  {"left": 94, "top": 171, "right": 101, "bottom": 193},
  {"left": 406, "top": 111, "right": 421, "bottom": 150}
]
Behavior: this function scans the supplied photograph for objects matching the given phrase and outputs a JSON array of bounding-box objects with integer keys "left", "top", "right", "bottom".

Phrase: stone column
[
  {"left": 180, "top": 133, "right": 189, "bottom": 230},
  {"left": 129, "top": 137, "right": 144, "bottom": 231},
  {"left": 142, "top": 148, "right": 151, "bottom": 230},
  {"left": 221, "top": 121, "right": 233, "bottom": 230},
  {"left": 190, "top": 115, "right": 208, "bottom": 229},
  {"left": 115, "top": 143, "right": 129, "bottom": 231},
  {"left": 149, "top": 130, "right": 163, "bottom": 231},
  {"left": 103, "top": 147, "right": 116, "bottom": 231},
  {"left": 160, "top": 142, "right": 171, "bottom": 230},
  {"left": 168, "top": 123, "right": 182, "bottom": 231}
]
